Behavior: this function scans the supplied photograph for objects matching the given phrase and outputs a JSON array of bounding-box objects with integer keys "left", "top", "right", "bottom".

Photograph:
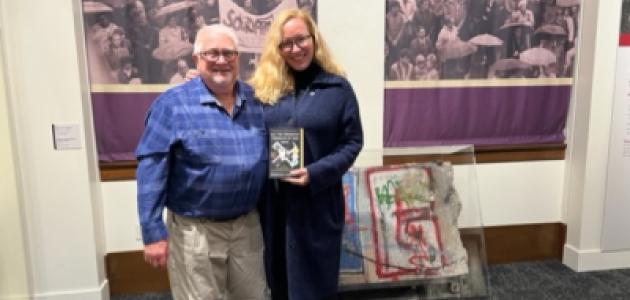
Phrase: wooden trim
[
  {"left": 105, "top": 222, "right": 566, "bottom": 294},
  {"left": 100, "top": 144, "right": 565, "bottom": 181},
  {"left": 474, "top": 143, "right": 566, "bottom": 163},
  {"left": 105, "top": 251, "right": 170, "bottom": 295},
  {"left": 100, "top": 161, "right": 137, "bottom": 181},
  {"left": 483, "top": 222, "right": 566, "bottom": 264}
]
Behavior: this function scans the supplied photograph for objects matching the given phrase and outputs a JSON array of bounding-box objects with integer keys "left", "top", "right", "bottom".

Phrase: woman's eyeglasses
[{"left": 278, "top": 35, "right": 312, "bottom": 52}]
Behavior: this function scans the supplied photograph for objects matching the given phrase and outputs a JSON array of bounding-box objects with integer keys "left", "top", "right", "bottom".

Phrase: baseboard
[
  {"left": 563, "top": 244, "right": 630, "bottom": 272},
  {"left": 106, "top": 222, "right": 566, "bottom": 294},
  {"left": 483, "top": 222, "right": 566, "bottom": 264},
  {"left": 31, "top": 280, "right": 109, "bottom": 300},
  {"left": 0, "top": 295, "right": 29, "bottom": 300},
  {"left": 106, "top": 251, "right": 170, "bottom": 295}
]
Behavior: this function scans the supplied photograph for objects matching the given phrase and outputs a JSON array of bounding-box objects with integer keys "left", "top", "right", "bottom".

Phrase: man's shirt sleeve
[{"left": 135, "top": 95, "right": 174, "bottom": 245}]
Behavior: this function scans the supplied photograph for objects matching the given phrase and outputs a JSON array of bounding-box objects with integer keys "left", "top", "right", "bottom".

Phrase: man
[
  {"left": 389, "top": 48, "right": 414, "bottom": 80},
  {"left": 436, "top": 17, "right": 460, "bottom": 51},
  {"left": 398, "top": 0, "right": 417, "bottom": 23},
  {"left": 91, "top": 13, "right": 121, "bottom": 53},
  {"left": 168, "top": 58, "right": 190, "bottom": 84},
  {"left": 135, "top": 24, "right": 268, "bottom": 300}
]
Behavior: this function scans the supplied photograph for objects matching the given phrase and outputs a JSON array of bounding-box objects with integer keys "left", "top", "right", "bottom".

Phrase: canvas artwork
[
  {"left": 339, "top": 162, "right": 469, "bottom": 286},
  {"left": 340, "top": 171, "right": 364, "bottom": 273}
]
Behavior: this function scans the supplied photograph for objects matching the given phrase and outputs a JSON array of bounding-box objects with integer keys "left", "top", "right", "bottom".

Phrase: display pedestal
[{"left": 338, "top": 145, "right": 489, "bottom": 299}]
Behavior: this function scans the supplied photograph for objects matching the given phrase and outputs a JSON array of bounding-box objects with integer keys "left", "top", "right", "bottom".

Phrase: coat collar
[{"left": 308, "top": 68, "right": 346, "bottom": 88}]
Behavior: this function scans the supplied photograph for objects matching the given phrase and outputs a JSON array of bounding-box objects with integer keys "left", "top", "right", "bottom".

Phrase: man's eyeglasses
[
  {"left": 278, "top": 35, "right": 312, "bottom": 52},
  {"left": 198, "top": 48, "right": 239, "bottom": 62}
]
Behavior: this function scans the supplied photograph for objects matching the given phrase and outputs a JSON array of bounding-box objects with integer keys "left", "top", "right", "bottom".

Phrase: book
[{"left": 269, "top": 127, "right": 304, "bottom": 178}]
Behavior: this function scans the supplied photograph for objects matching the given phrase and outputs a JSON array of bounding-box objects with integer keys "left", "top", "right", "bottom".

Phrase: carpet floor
[{"left": 111, "top": 260, "right": 630, "bottom": 300}]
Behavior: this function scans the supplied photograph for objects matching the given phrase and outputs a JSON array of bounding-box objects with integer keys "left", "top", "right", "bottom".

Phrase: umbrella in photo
[
  {"left": 83, "top": 1, "right": 113, "bottom": 13},
  {"left": 534, "top": 24, "right": 567, "bottom": 37},
  {"left": 155, "top": 1, "right": 197, "bottom": 18},
  {"left": 152, "top": 41, "right": 193, "bottom": 61},
  {"left": 519, "top": 47, "right": 556, "bottom": 66},
  {"left": 490, "top": 58, "right": 531, "bottom": 71},
  {"left": 439, "top": 40, "right": 477, "bottom": 60},
  {"left": 468, "top": 34, "right": 503, "bottom": 47},
  {"left": 556, "top": 0, "right": 580, "bottom": 7}
]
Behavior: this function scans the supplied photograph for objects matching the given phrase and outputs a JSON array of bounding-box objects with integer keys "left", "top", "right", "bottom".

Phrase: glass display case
[{"left": 338, "top": 145, "right": 489, "bottom": 299}]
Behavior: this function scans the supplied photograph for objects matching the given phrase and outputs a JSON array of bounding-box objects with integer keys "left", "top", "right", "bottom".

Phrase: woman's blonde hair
[{"left": 249, "top": 9, "right": 345, "bottom": 104}]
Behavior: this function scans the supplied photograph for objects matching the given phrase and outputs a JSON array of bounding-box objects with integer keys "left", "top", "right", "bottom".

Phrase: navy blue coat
[{"left": 260, "top": 69, "right": 363, "bottom": 300}]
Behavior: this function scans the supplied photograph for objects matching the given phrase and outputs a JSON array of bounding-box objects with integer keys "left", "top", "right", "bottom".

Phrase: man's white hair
[{"left": 193, "top": 24, "right": 239, "bottom": 54}]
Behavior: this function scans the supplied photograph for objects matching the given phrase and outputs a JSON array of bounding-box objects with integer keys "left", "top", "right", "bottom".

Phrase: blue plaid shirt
[{"left": 135, "top": 77, "right": 267, "bottom": 244}]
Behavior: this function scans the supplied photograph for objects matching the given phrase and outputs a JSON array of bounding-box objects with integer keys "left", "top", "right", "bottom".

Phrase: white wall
[
  {"left": 318, "top": 0, "right": 384, "bottom": 167},
  {"left": 475, "top": 161, "right": 565, "bottom": 226},
  {"left": 0, "top": 29, "right": 30, "bottom": 300},
  {"left": 3, "top": 3, "right": 622, "bottom": 299},
  {"left": 101, "top": 162, "right": 566, "bottom": 251},
  {"left": 101, "top": 0, "right": 566, "bottom": 252},
  {"left": 102, "top": 181, "right": 142, "bottom": 252},
  {"left": 0, "top": 0, "right": 109, "bottom": 299},
  {"left": 563, "top": 0, "right": 630, "bottom": 271}
]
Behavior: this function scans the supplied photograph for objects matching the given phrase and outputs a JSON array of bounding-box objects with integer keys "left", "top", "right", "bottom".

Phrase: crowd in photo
[
  {"left": 83, "top": 0, "right": 317, "bottom": 84},
  {"left": 622, "top": 0, "right": 630, "bottom": 34},
  {"left": 385, "top": 0, "right": 581, "bottom": 81}
]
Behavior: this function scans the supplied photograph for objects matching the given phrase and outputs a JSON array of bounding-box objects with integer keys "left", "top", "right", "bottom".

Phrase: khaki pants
[{"left": 167, "top": 210, "right": 268, "bottom": 300}]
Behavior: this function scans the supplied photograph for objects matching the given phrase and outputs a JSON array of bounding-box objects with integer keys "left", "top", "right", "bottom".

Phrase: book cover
[{"left": 269, "top": 127, "right": 304, "bottom": 178}]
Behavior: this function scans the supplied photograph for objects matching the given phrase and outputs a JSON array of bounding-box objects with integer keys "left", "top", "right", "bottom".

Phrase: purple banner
[
  {"left": 92, "top": 92, "right": 157, "bottom": 161},
  {"left": 384, "top": 85, "right": 571, "bottom": 147}
]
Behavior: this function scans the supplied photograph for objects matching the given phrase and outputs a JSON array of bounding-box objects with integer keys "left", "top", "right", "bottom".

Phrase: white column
[
  {"left": 0, "top": 0, "right": 108, "bottom": 299},
  {"left": 563, "top": 0, "right": 630, "bottom": 271},
  {"left": 0, "top": 28, "right": 31, "bottom": 300}
]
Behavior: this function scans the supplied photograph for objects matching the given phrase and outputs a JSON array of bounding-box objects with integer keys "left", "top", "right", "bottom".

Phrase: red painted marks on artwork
[{"left": 365, "top": 165, "right": 446, "bottom": 279}]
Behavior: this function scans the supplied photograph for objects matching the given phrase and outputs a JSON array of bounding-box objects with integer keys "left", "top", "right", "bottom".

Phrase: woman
[
  {"left": 158, "top": 15, "right": 189, "bottom": 47},
  {"left": 105, "top": 28, "right": 132, "bottom": 75},
  {"left": 249, "top": 8, "right": 363, "bottom": 300},
  {"left": 153, "top": 14, "right": 192, "bottom": 81}
]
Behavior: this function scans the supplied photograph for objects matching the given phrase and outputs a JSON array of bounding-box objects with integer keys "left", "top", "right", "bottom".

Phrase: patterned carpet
[
  {"left": 111, "top": 260, "right": 630, "bottom": 300},
  {"left": 486, "top": 260, "right": 630, "bottom": 300}
]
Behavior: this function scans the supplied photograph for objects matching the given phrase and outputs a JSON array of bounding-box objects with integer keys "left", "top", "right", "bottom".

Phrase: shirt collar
[{"left": 195, "top": 77, "right": 246, "bottom": 108}]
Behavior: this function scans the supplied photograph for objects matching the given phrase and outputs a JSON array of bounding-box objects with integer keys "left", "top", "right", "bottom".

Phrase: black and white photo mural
[
  {"left": 622, "top": 0, "right": 630, "bottom": 34},
  {"left": 384, "top": 0, "right": 581, "bottom": 148},
  {"left": 83, "top": 0, "right": 316, "bottom": 84},
  {"left": 385, "top": 0, "right": 580, "bottom": 80},
  {"left": 80, "top": 0, "right": 316, "bottom": 161}
]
